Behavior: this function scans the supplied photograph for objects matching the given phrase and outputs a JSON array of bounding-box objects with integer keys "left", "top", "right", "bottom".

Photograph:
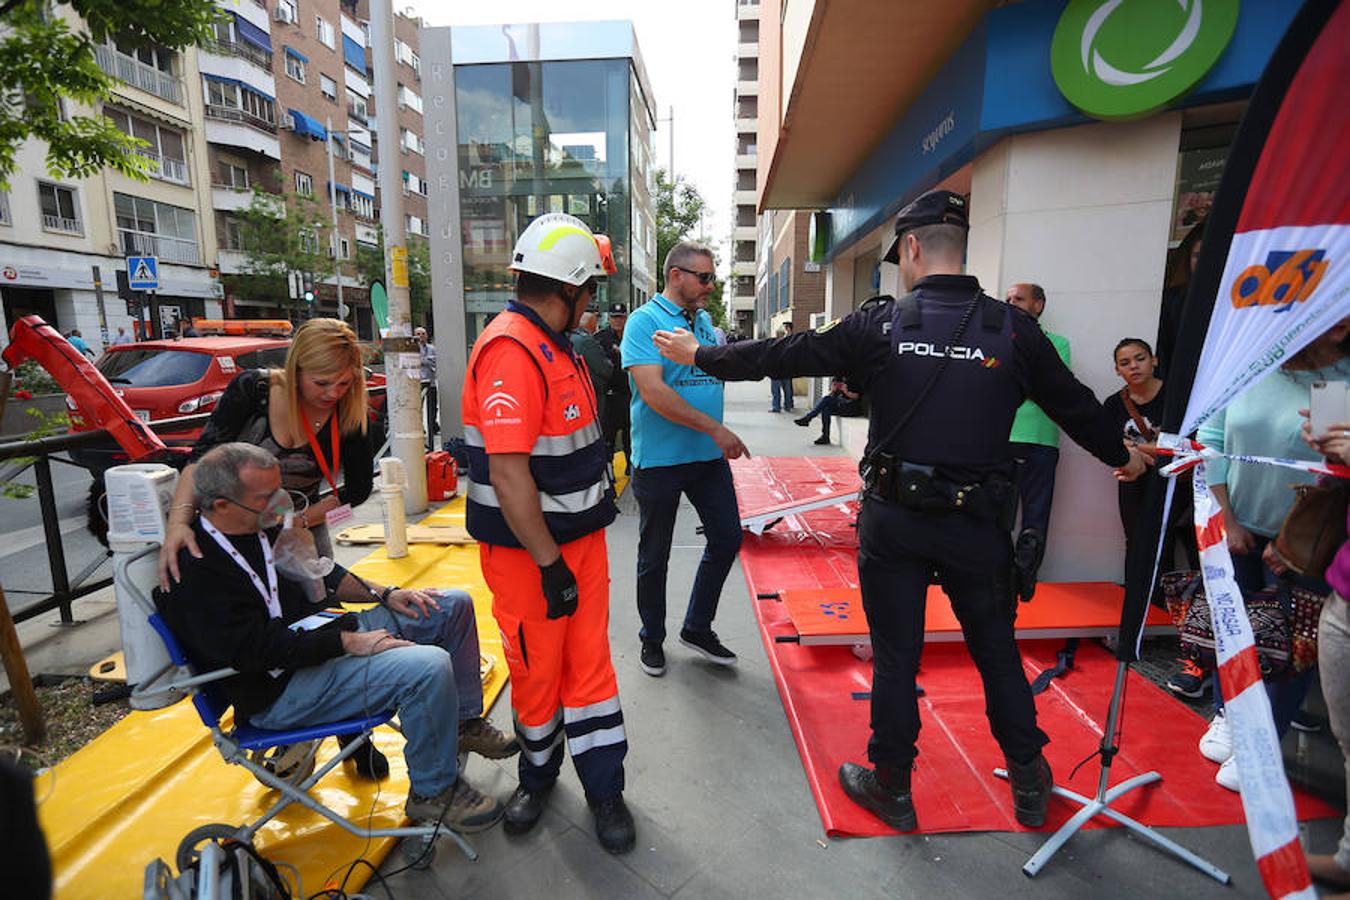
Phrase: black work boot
[
  {"left": 337, "top": 733, "right": 389, "bottom": 780},
  {"left": 838, "top": 762, "right": 916, "bottom": 831},
  {"left": 1007, "top": 753, "right": 1053, "bottom": 827},
  {"left": 591, "top": 794, "right": 636, "bottom": 854},
  {"left": 503, "top": 782, "right": 554, "bottom": 835}
]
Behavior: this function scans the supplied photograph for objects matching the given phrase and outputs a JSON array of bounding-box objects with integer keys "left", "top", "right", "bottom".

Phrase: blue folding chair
[{"left": 118, "top": 548, "right": 477, "bottom": 875}]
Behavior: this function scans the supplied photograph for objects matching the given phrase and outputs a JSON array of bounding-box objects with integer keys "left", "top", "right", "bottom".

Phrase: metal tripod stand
[{"left": 993, "top": 660, "right": 1231, "bottom": 882}]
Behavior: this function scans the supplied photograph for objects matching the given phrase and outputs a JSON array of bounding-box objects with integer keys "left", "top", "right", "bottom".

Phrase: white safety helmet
[{"left": 509, "top": 213, "right": 617, "bottom": 287}]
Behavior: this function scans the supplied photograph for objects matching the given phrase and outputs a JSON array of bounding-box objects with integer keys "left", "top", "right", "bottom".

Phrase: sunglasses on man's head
[{"left": 674, "top": 265, "right": 716, "bottom": 286}]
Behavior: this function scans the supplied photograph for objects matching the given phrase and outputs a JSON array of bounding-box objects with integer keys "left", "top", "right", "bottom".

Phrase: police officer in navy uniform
[{"left": 653, "top": 190, "right": 1148, "bottom": 831}]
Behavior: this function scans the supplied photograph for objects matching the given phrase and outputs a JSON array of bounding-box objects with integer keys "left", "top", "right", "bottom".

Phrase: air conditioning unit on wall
[
  {"left": 280, "top": 113, "right": 297, "bottom": 131},
  {"left": 273, "top": 6, "right": 293, "bottom": 23}
]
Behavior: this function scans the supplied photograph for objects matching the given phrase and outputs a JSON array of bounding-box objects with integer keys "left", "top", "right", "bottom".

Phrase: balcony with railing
[
  {"left": 43, "top": 213, "right": 83, "bottom": 234},
  {"left": 94, "top": 45, "right": 182, "bottom": 105},
  {"left": 205, "top": 104, "right": 277, "bottom": 134},
  {"left": 119, "top": 229, "right": 200, "bottom": 265},
  {"left": 206, "top": 39, "right": 273, "bottom": 71},
  {"left": 137, "top": 150, "right": 190, "bottom": 185}
]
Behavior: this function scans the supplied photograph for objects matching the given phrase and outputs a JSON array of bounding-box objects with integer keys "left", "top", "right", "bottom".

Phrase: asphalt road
[{"left": 0, "top": 454, "right": 107, "bottom": 618}]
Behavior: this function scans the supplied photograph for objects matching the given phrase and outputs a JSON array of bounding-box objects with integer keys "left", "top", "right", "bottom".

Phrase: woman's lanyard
[
  {"left": 301, "top": 414, "right": 341, "bottom": 496},
  {"left": 200, "top": 516, "right": 281, "bottom": 619}
]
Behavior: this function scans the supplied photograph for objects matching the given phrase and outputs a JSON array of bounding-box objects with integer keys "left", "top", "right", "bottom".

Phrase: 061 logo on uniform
[{"left": 1229, "top": 249, "right": 1329, "bottom": 310}]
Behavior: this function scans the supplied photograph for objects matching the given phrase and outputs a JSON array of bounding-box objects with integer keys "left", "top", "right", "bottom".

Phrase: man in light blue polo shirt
[{"left": 621, "top": 241, "right": 749, "bottom": 678}]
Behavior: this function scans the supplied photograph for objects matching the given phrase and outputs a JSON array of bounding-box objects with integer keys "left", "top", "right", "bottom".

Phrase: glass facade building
[{"left": 451, "top": 23, "right": 657, "bottom": 340}]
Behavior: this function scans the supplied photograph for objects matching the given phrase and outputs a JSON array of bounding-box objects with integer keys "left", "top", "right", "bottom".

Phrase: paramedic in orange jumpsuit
[{"left": 461, "top": 213, "right": 635, "bottom": 856}]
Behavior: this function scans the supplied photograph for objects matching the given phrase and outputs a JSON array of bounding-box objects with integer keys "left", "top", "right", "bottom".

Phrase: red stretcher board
[
  {"left": 730, "top": 457, "right": 1338, "bottom": 836},
  {"left": 777, "top": 584, "right": 1175, "bottom": 644}
]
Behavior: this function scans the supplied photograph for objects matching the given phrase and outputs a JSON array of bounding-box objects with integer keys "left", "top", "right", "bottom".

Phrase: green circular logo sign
[{"left": 1052, "top": 0, "right": 1240, "bottom": 120}]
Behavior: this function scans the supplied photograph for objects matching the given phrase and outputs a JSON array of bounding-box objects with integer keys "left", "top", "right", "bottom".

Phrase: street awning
[
  {"left": 286, "top": 108, "right": 327, "bottom": 140},
  {"left": 235, "top": 16, "right": 271, "bottom": 52},
  {"left": 343, "top": 34, "right": 365, "bottom": 72}
]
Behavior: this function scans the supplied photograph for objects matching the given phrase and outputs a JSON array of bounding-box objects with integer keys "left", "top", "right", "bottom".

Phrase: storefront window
[{"left": 456, "top": 56, "right": 654, "bottom": 340}]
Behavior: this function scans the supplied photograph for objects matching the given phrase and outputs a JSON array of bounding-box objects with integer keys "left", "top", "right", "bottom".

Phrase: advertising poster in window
[{"left": 1172, "top": 147, "right": 1227, "bottom": 242}]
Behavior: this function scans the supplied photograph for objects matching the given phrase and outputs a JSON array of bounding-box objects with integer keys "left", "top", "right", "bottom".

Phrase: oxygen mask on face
[{"left": 271, "top": 506, "right": 335, "bottom": 604}]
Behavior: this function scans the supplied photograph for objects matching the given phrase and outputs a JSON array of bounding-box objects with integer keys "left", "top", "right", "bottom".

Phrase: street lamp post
[{"left": 325, "top": 115, "right": 347, "bottom": 321}]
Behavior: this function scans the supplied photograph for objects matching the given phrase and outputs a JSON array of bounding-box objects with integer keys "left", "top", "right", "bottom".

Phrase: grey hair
[
  {"left": 1028, "top": 283, "right": 1046, "bottom": 303},
  {"left": 664, "top": 240, "right": 714, "bottom": 278},
  {"left": 193, "top": 442, "right": 279, "bottom": 508},
  {"left": 907, "top": 223, "right": 967, "bottom": 261}
]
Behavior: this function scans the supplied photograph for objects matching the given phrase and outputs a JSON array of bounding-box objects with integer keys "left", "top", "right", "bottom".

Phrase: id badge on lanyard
[{"left": 302, "top": 416, "right": 353, "bottom": 527}]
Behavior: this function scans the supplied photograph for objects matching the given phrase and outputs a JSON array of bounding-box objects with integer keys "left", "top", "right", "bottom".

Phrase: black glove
[
  {"left": 539, "top": 556, "right": 579, "bottom": 619},
  {"left": 1013, "top": 527, "right": 1046, "bottom": 604}
]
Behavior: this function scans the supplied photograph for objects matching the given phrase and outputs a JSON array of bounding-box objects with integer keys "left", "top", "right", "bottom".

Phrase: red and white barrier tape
[{"left": 1191, "top": 463, "right": 1315, "bottom": 899}]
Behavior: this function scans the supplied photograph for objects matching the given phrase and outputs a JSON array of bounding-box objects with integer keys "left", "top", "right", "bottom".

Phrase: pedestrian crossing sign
[{"left": 127, "top": 256, "right": 158, "bottom": 290}]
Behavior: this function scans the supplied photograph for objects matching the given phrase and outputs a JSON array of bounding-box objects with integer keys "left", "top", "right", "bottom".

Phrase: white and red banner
[{"left": 1127, "top": 1, "right": 1349, "bottom": 896}]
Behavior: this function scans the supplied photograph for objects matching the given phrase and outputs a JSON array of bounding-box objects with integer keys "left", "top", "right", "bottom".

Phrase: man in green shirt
[{"left": 1006, "top": 284, "right": 1070, "bottom": 553}]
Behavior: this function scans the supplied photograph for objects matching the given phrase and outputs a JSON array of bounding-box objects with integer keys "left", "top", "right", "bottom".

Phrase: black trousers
[
  {"left": 603, "top": 390, "right": 631, "bottom": 464},
  {"left": 856, "top": 495, "right": 1049, "bottom": 768}
]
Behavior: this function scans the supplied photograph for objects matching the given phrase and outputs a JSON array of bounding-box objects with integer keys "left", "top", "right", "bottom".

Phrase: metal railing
[
  {"left": 204, "top": 104, "right": 277, "bottom": 134},
  {"left": 42, "top": 213, "right": 82, "bottom": 234},
  {"left": 119, "top": 230, "right": 200, "bottom": 265},
  {"left": 94, "top": 44, "right": 182, "bottom": 105},
  {"left": 207, "top": 38, "right": 273, "bottom": 71},
  {"left": 138, "top": 150, "right": 190, "bottom": 185}
]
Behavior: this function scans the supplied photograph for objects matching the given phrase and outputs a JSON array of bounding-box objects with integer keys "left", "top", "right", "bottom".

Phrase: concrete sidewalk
[
  {"left": 377, "top": 379, "right": 1340, "bottom": 900},
  {"left": 10, "top": 378, "right": 1342, "bottom": 898}
]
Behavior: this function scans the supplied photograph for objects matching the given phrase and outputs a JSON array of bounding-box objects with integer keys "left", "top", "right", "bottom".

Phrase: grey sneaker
[
  {"left": 458, "top": 717, "right": 520, "bottom": 759},
  {"left": 405, "top": 777, "right": 504, "bottom": 833}
]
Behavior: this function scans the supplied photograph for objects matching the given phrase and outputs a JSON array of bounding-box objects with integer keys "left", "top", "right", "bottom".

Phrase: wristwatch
[{"left": 379, "top": 585, "right": 396, "bottom": 604}]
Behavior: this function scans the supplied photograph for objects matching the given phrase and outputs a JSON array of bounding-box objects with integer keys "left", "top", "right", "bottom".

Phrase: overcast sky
[{"left": 413, "top": 0, "right": 739, "bottom": 272}]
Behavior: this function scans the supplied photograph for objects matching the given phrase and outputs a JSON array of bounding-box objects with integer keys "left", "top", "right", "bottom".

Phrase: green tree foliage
[
  {"left": 654, "top": 167, "right": 727, "bottom": 328},
  {"left": 354, "top": 231, "right": 432, "bottom": 327},
  {"left": 226, "top": 190, "right": 334, "bottom": 311},
  {"left": 654, "top": 168, "right": 706, "bottom": 292},
  {"left": 0, "top": 0, "right": 223, "bottom": 190}
]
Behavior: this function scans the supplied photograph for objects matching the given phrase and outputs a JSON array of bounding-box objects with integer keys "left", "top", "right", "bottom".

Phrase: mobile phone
[{"left": 1309, "top": 381, "right": 1349, "bottom": 437}]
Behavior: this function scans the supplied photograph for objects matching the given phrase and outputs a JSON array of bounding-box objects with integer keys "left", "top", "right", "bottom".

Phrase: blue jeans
[
  {"left": 799, "top": 394, "right": 843, "bottom": 438},
  {"left": 1213, "top": 535, "right": 1318, "bottom": 732},
  {"left": 633, "top": 458, "right": 743, "bottom": 643},
  {"left": 770, "top": 378, "right": 794, "bottom": 412},
  {"left": 251, "top": 591, "right": 484, "bottom": 798},
  {"left": 1008, "top": 442, "right": 1058, "bottom": 536}
]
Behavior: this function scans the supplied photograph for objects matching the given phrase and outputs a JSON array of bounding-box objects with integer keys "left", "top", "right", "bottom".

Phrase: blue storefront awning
[
  {"left": 287, "top": 108, "right": 327, "bottom": 140},
  {"left": 284, "top": 46, "right": 308, "bottom": 63},
  {"left": 205, "top": 74, "right": 274, "bottom": 103},
  {"left": 235, "top": 16, "right": 272, "bottom": 52},
  {"left": 342, "top": 34, "right": 366, "bottom": 72}
]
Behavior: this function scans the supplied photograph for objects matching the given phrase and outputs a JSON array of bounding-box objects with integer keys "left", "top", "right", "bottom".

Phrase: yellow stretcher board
[{"left": 40, "top": 493, "right": 508, "bottom": 899}]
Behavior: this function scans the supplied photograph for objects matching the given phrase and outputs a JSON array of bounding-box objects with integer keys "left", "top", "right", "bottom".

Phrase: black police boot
[
  {"left": 1006, "top": 753, "right": 1053, "bottom": 827},
  {"left": 503, "top": 782, "right": 554, "bottom": 835},
  {"left": 837, "top": 762, "right": 916, "bottom": 831},
  {"left": 591, "top": 794, "right": 636, "bottom": 855}
]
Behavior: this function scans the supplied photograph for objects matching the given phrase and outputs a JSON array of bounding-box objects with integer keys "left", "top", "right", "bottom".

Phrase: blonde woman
[{"left": 158, "top": 318, "right": 375, "bottom": 587}]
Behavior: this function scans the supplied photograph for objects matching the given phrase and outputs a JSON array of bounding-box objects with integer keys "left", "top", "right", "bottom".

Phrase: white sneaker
[
  {"left": 1199, "top": 711, "right": 1233, "bottom": 764},
  {"left": 1215, "top": 755, "right": 1240, "bottom": 792}
]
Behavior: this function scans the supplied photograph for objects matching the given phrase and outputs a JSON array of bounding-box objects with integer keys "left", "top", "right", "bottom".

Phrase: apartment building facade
[
  {"left": 728, "top": 0, "right": 758, "bottom": 336},
  {"left": 0, "top": 0, "right": 410, "bottom": 350},
  {"left": 0, "top": 12, "right": 225, "bottom": 353}
]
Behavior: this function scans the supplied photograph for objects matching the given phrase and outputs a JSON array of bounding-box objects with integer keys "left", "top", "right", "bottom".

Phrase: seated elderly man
[{"left": 159, "top": 442, "right": 515, "bottom": 831}]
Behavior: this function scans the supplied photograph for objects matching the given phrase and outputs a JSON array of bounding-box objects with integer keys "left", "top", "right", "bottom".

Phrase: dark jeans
[
  {"left": 603, "top": 390, "right": 632, "bottom": 468},
  {"left": 423, "top": 382, "right": 439, "bottom": 450},
  {"left": 1009, "top": 442, "right": 1058, "bottom": 536},
  {"left": 770, "top": 378, "right": 794, "bottom": 412},
  {"left": 633, "top": 458, "right": 743, "bottom": 643},
  {"left": 799, "top": 394, "right": 844, "bottom": 438},
  {"left": 857, "top": 496, "right": 1048, "bottom": 767},
  {"left": 1214, "top": 532, "right": 1319, "bottom": 730}
]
